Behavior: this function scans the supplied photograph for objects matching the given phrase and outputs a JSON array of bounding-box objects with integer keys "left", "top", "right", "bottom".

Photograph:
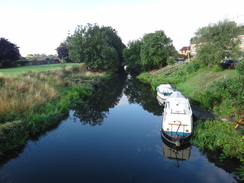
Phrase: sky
[{"left": 0, "top": 0, "right": 244, "bottom": 56}]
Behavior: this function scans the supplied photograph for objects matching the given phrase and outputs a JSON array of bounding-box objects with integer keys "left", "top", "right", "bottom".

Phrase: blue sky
[{"left": 1, "top": 0, "right": 244, "bottom": 56}]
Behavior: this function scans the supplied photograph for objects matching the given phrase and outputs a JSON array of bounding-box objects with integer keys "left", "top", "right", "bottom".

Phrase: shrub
[
  {"left": 166, "top": 57, "right": 175, "bottom": 65},
  {"left": 17, "top": 60, "right": 30, "bottom": 66},
  {"left": 236, "top": 59, "right": 244, "bottom": 75},
  {"left": 194, "top": 76, "right": 244, "bottom": 118},
  {"left": 182, "top": 61, "right": 200, "bottom": 74}
]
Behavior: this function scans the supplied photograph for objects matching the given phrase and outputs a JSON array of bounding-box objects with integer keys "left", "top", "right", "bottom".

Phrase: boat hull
[{"left": 160, "top": 129, "right": 192, "bottom": 146}]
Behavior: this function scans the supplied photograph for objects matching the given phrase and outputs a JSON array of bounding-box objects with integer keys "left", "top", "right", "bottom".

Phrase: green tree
[
  {"left": 191, "top": 20, "right": 243, "bottom": 66},
  {"left": 140, "top": 30, "right": 176, "bottom": 71},
  {"left": 67, "top": 23, "right": 125, "bottom": 72},
  {"left": 101, "top": 26, "right": 125, "bottom": 67},
  {"left": 123, "top": 40, "right": 143, "bottom": 74},
  {"left": 56, "top": 42, "right": 70, "bottom": 61},
  {"left": 0, "top": 38, "right": 20, "bottom": 68}
]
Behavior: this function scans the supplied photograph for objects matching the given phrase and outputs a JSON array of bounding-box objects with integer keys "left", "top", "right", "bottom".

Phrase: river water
[{"left": 0, "top": 74, "right": 240, "bottom": 183}]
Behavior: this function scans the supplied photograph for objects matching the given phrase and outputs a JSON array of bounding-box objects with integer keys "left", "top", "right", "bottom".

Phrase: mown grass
[
  {"left": 0, "top": 63, "right": 109, "bottom": 154},
  {"left": 0, "top": 63, "right": 80, "bottom": 76}
]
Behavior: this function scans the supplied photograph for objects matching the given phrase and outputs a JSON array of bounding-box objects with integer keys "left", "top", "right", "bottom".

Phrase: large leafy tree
[
  {"left": 67, "top": 23, "right": 125, "bottom": 72},
  {"left": 123, "top": 40, "right": 143, "bottom": 74},
  {"left": 191, "top": 20, "right": 243, "bottom": 66},
  {"left": 101, "top": 26, "right": 125, "bottom": 67},
  {"left": 140, "top": 30, "right": 176, "bottom": 71},
  {"left": 0, "top": 38, "right": 20, "bottom": 68}
]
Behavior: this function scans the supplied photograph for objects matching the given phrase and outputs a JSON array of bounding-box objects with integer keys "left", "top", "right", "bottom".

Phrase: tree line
[
  {"left": 56, "top": 23, "right": 177, "bottom": 73},
  {"left": 1, "top": 20, "right": 243, "bottom": 72},
  {"left": 54, "top": 20, "right": 244, "bottom": 74}
]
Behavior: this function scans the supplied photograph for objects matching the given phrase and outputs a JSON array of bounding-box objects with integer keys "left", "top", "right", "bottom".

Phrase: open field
[{"left": 0, "top": 63, "right": 80, "bottom": 76}]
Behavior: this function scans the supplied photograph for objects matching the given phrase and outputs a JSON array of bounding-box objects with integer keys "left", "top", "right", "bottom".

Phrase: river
[{"left": 0, "top": 74, "right": 240, "bottom": 183}]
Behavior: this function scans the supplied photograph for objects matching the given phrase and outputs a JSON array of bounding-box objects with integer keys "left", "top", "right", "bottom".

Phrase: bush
[
  {"left": 194, "top": 90, "right": 220, "bottom": 109},
  {"left": 182, "top": 61, "right": 200, "bottom": 74},
  {"left": 194, "top": 76, "right": 244, "bottom": 118},
  {"left": 17, "top": 60, "right": 30, "bottom": 66},
  {"left": 236, "top": 59, "right": 244, "bottom": 75},
  {"left": 166, "top": 57, "right": 175, "bottom": 65}
]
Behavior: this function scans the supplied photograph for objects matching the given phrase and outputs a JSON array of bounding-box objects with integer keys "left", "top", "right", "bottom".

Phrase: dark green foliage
[
  {"left": 123, "top": 40, "right": 143, "bottom": 74},
  {"left": 56, "top": 42, "right": 70, "bottom": 62},
  {"left": 183, "top": 61, "right": 200, "bottom": 73},
  {"left": 123, "top": 30, "right": 177, "bottom": 74},
  {"left": 101, "top": 26, "right": 125, "bottom": 67},
  {"left": 17, "top": 60, "right": 30, "bottom": 66},
  {"left": 191, "top": 120, "right": 244, "bottom": 180},
  {"left": 191, "top": 119, "right": 244, "bottom": 159},
  {"left": 194, "top": 90, "right": 221, "bottom": 109},
  {"left": 166, "top": 57, "right": 176, "bottom": 65},
  {"left": 192, "top": 20, "right": 243, "bottom": 66},
  {"left": 140, "top": 30, "right": 177, "bottom": 71},
  {"left": 0, "top": 37, "right": 20, "bottom": 68},
  {"left": 236, "top": 59, "right": 244, "bottom": 75},
  {"left": 194, "top": 76, "right": 244, "bottom": 118},
  {"left": 67, "top": 23, "right": 125, "bottom": 72}
]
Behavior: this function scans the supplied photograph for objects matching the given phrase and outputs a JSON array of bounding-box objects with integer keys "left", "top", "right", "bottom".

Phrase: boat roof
[{"left": 165, "top": 91, "right": 192, "bottom": 115}]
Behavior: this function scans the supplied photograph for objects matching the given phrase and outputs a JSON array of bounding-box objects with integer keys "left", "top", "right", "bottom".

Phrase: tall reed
[{"left": 0, "top": 76, "right": 57, "bottom": 117}]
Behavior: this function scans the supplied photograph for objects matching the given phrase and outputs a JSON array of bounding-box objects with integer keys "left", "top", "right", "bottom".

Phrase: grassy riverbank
[
  {"left": 137, "top": 62, "right": 244, "bottom": 180},
  {"left": 138, "top": 62, "right": 242, "bottom": 118},
  {"left": 0, "top": 64, "right": 110, "bottom": 154}
]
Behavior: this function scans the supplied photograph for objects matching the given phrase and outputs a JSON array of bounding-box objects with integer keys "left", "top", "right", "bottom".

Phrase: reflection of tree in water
[
  {"left": 73, "top": 73, "right": 127, "bottom": 126},
  {"left": 124, "top": 77, "right": 164, "bottom": 116},
  {"left": 200, "top": 148, "right": 242, "bottom": 181}
]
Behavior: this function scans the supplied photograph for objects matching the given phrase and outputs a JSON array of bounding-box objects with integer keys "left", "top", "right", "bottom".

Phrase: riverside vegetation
[
  {"left": 137, "top": 60, "right": 244, "bottom": 180},
  {"left": 0, "top": 64, "right": 110, "bottom": 155}
]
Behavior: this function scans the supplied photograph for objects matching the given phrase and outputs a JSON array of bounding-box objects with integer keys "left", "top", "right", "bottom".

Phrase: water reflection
[
  {"left": 161, "top": 136, "right": 191, "bottom": 167},
  {"left": 72, "top": 73, "right": 127, "bottom": 126},
  {"left": 124, "top": 77, "right": 164, "bottom": 116},
  {"left": 72, "top": 74, "right": 164, "bottom": 126}
]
